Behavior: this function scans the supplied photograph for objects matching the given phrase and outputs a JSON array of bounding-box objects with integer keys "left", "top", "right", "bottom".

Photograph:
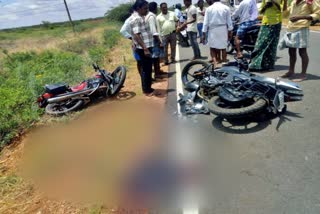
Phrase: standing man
[
  {"left": 120, "top": 7, "right": 141, "bottom": 74},
  {"left": 146, "top": 2, "right": 164, "bottom": 80},
  {"left": 232, "top": 0, "right": 259, "bottom": 59},
  {"left": 130, "top": 0, "right": 155, "bottom": 95},
  {"left": 202, "top": 0, "right": 233, "bottom": 66},
  {"left": 157, "top": 2, "right": 179, "bottom": 65},
  {"left": 279, "top": 0, "right": 320, "bottom": 81},
  {"left": 181, "top": 0, "right": 204, "bottom": 60},
  {"left": 197, "top": 0, "right": 206, "bottom": 43}
]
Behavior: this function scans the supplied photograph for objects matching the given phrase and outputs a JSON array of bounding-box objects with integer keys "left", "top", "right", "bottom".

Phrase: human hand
[
  {"left": 143, "top": 48, "right": 151, "bottom": 57},
  {"left": 202, "top": 35, "right": 206, "bottom": 44},
  {"left": 228, "top": 31, "right": 232, "bottom": 41},
  {"left": 290, "top": 16, "right": 301, "bottom": 22}
]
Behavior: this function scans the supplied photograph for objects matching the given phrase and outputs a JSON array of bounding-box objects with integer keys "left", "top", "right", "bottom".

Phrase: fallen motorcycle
[
  {"left": 37, "top": 64, "right": 126, "bottom": 116},
  {"left": 180, "top": 59, "right": 304, "bottom": 118}
]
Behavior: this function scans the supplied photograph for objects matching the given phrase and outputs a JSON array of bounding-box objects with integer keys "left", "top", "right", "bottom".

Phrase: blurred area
[{"left": 22, "top": 99, "right": 168, "bottom": 206}]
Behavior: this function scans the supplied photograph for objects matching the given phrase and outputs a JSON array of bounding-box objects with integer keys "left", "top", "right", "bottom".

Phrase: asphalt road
[{"left": 166, "top": 30, "right": 320, "bottom": 213}]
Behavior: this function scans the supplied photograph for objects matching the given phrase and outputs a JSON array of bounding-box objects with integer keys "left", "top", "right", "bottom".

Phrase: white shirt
[
  {"left": 185, "top": 4, "right": 198, "bottom": 32},
  {"left": 120, "top": 12, "right": 136, "bottom": 39},
  {"left": 232, "top": 0, "right": 259, "bottom": 23},
  {"left": 202, "top": 2, "right": 233, "bottom": 32},
  {"left": 175, "top": 8, "right": 185, "bottom": 23},
  {"left": 145, "top": 12, "right": 160, "bottom": 36},
  {"left": 197, "top": 7, "right": 206, "bottom": 24}
]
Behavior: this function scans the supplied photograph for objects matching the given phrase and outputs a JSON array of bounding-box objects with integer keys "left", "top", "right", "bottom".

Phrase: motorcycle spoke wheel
[
  {"left": 181, "top": 60, "right": 210, "bottom": 86},
  {"left": 45, "top": 99, "right": 84, "bottom": 116},
  {"left": 110, "top": 66, "right": 127, "bottom": 96}
]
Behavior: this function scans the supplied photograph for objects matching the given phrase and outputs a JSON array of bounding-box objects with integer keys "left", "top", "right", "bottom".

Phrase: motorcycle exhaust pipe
[{"left": 47, "top": 86, "right": 107, "bottom": 104}]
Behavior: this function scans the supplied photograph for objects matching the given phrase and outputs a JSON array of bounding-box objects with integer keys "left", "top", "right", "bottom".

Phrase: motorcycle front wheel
[
  {"left": 208, "top": 96, "right": 267, "bottom": 119},
  {"left": 110, "top": 66, "right": 127, "bottom": 96},
  {"left": 181, "top": 60, "right": 210, "bottom": 86},
  {"left": 45, "top": 99, "right": 84, "bottom": 116}
]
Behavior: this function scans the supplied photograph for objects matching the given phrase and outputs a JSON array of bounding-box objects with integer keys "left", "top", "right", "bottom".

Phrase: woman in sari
[{"left": 249, "top": 0, "right": 284, "bottom": 71}]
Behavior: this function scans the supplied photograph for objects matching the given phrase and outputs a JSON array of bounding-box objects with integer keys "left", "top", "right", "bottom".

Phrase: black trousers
[{"left": 136, "top": 48, "right": 153, "bottom": 93}]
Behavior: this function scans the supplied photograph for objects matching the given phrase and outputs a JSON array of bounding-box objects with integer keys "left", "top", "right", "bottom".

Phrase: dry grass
[{"left": 0, "top": 25, "right": 170, "bottom": 213}]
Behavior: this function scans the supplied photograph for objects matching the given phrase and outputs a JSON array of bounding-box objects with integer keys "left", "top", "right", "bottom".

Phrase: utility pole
[{"left": 63, "top": 0, "right": 75, "bottom": 33}]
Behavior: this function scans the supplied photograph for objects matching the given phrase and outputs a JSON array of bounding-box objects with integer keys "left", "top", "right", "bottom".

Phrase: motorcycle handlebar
[{"left": 92, "top": 63, "right": 100, "bottom": 70}]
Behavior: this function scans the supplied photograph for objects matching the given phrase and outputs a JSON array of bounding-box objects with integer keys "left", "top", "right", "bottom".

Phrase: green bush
[
  {"left": 104, "top": 3, "right": 133, "bottom": 22},
  {"left": 103, "top": 29, "right": 121, "bottom": 49},
  {"left": 88, "top": 46, "right": 108, "bottom": 65}
]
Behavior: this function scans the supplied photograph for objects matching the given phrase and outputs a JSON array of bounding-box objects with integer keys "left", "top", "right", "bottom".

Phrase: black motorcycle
[
  {"left": 227, "top": 20, "right": 261, "bottom": 54},
  {"left": 180, "top": 59, "right": 304, "bottom": 118}
]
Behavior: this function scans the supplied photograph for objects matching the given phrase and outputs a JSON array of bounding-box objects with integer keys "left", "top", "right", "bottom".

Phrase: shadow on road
[
  {"left": 110, "top": 91, "right": 136, "bottom": 101},
  {"left": 305, "top": 73, "right": 320, "bottom": 80},
  {"left": 211, "top": 110, "right": 303, "bottom": 134},
  {"left": 275, "top": 110, "right": 303, "bottom": 131}
]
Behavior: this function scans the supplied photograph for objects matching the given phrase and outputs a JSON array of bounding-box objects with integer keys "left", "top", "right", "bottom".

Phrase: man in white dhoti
[{"left": 202, "top": 0, "right": 233, "bottom": 66}]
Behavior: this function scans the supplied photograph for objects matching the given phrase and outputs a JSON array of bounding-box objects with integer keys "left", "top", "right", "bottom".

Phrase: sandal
[
  {"left": 280, "top": 72, "right": 295, "bottom": 78},
  {"left": 291, "top": 74, "right": 307, "bottom": 82}
]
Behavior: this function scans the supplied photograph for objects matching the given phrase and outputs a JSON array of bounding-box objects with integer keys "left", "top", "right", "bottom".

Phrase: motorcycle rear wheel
[
  {"left": 208, "top": 96, "right": 267, "bottom": 119},
  {"left": 181, "top": 60, "right": 210, "bottom": 86},
  {"left": 45, "top": 99, "right": 84, "bottom": 116},
  {"left": 110, "top": 66, "right": 127, "bottom": 96}
]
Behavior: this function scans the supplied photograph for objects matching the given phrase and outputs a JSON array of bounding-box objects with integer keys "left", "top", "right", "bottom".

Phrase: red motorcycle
[{"left": 37, "top": 64, "right": 126, "bottom": 116}]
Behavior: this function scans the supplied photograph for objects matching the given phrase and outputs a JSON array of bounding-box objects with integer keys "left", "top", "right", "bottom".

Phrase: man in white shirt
[
  {"left": 120, "top": 7, "right": 142, "bottom": 76},
  {"left": 146, "top": 2, "right": 164, "bottom": 80},
  {"left": 232, "top": 0, "right": 259, "bottom": 58},
  {"left": 197, "top": 0, "right": 206, "bottom": 43},
  {"left": 181, "top": 0, "right": 204, "bottom": 60},
  {"left": 202, "top": 0, "right": 233, "bottom": 65}
]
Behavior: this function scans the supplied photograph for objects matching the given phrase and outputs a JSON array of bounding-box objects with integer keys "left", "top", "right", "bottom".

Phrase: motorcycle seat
[{"left": 45, "top": 83, "right": 68, "bottom": 95}]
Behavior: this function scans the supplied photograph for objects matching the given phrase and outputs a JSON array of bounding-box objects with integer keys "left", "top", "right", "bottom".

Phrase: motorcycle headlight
[{"left": 286, "top": 90, "right": 304, "bottom": 95}]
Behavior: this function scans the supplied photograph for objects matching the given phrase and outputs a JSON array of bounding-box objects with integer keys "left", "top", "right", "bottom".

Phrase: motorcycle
[
  {"left": 227, "top": 19, "right": 261, "bottom": 54},
  {"left": 180, "top": 59, "right": 304, "bottom": 118},
  {"left": 37, "top": 64, "right": 127, "bottom": 116}
]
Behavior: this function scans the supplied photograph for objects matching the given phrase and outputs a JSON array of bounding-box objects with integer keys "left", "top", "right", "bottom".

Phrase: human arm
[
  {"left": 133, "top": 33, "right": 151, "bottom": 56},
  {"left": 290, "top": 0, "right": 320, "bottom": 22},
  {"left": 120, "top": 19, "right": 132, "bottom": 39},
  {"left": 202, "top": 11, "right": 209, "bottom": 43},
  {"left": 131, "top": 19, "right": 151, "bottom": 56},
  {"left": 181, "top": 7, "right": 197, "bottom": 28}
]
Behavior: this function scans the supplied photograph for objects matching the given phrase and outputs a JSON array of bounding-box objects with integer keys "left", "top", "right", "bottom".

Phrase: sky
[{"left": 0, "top": 0, "right": 183, "bottom": 30}]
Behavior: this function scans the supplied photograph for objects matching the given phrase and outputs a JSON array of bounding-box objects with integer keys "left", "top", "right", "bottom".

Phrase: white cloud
[{"left": 0, "top": 0, "right": 184, "bottom": 29}]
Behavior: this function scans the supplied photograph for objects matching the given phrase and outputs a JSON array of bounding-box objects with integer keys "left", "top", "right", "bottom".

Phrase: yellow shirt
[
  {"left": 157, "top": 11, "right": 178, "bottom": 36},
  {"left": 287, "top": 0, "right": 320, "bottom": 31},
  {"left": 260, "top": 0, "right": 284, "bottom": 25}
]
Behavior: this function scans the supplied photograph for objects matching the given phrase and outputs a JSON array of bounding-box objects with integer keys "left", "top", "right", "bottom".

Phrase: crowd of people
[{"left": 120, "top": 0, "right": 320, "bottom": 96}]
